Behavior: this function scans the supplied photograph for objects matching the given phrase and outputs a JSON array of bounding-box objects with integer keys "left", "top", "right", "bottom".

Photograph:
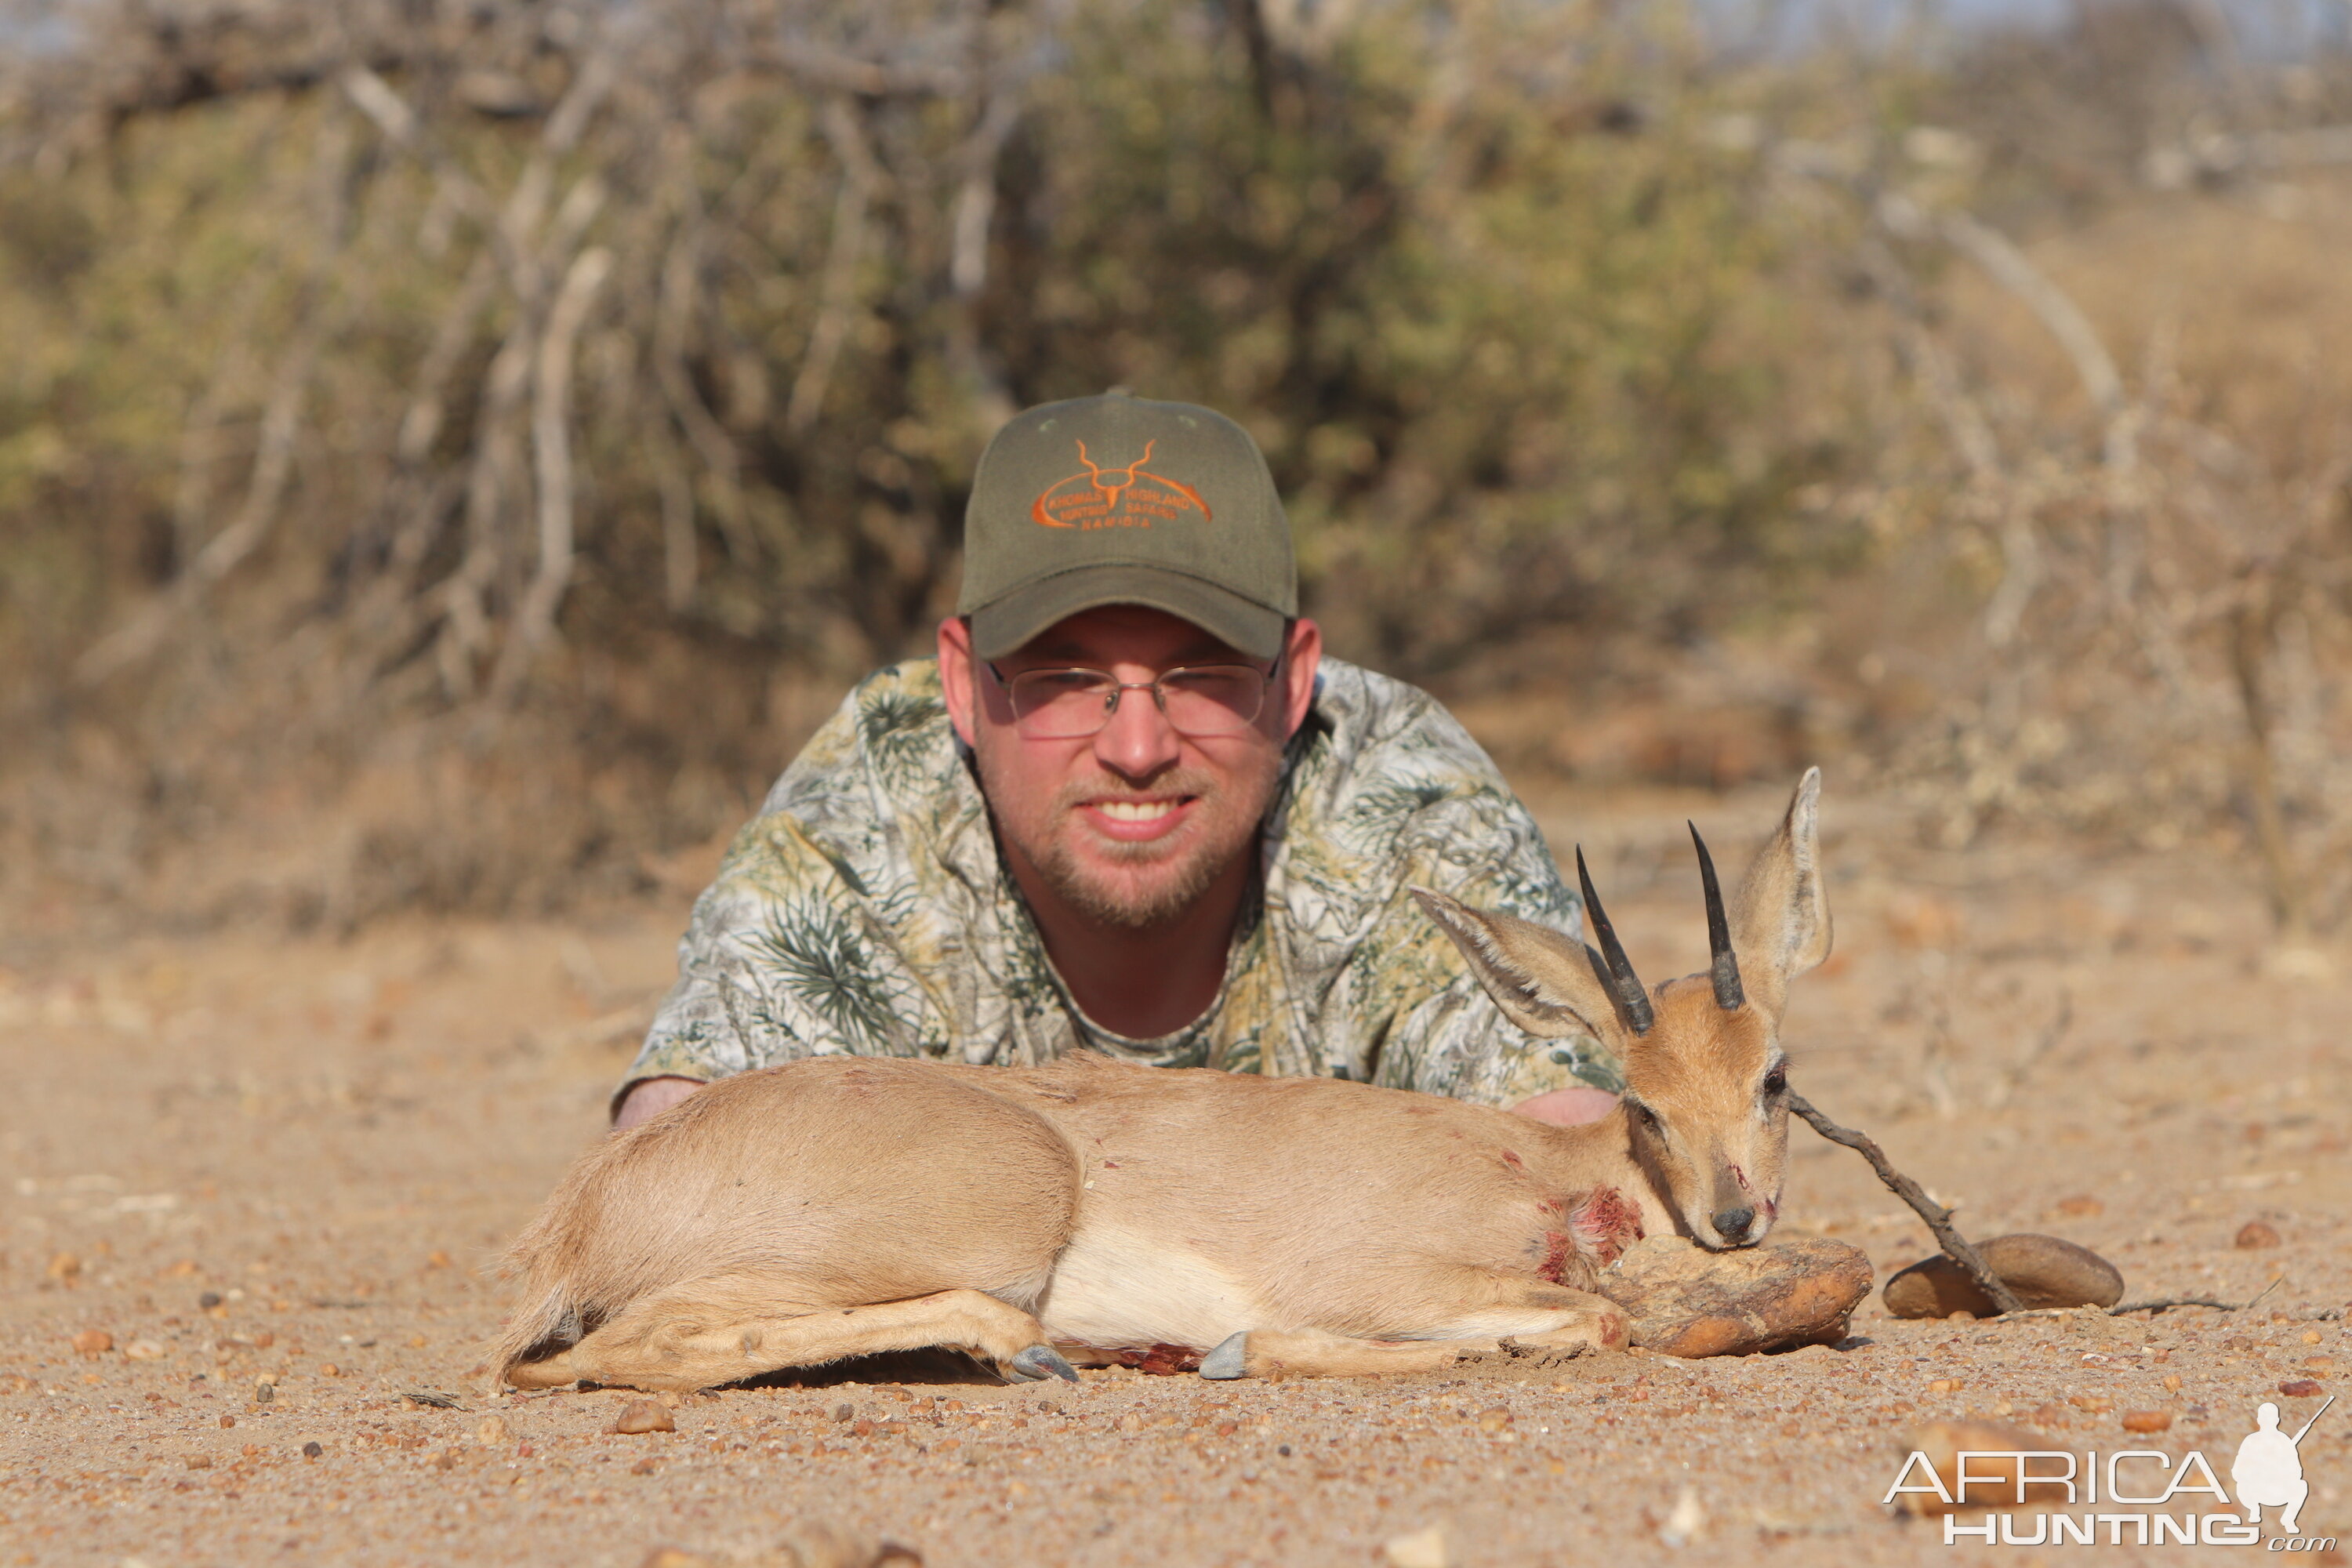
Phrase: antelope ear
[
  {"left": 1410, "top": 887, "right": 1621, "bottom": 1044},
  {"left": 1728, "top": 767, "right": 1834, "bottom": 1022}
]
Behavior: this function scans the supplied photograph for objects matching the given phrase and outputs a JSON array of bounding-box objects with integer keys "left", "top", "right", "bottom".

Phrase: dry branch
[
  {"left": 1786, "top": 1092, "right": 2027, "bottom": 1316},
  {"left": 492, "top": 245, "right": 614, "bottom": 706}
]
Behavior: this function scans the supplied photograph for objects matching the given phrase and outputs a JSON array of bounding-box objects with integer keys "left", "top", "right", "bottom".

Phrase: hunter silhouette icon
[{"left": 2234, "top": 1396, "right": 2332, "bottom": 1534}]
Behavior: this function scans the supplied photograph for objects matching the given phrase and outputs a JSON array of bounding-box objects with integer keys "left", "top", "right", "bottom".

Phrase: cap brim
[{"left": 968, "top": 564, "right": 1287, "bottom": 662}]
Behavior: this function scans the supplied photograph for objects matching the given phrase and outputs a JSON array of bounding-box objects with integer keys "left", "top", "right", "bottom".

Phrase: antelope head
[{"left": 1413, "top": 768, "right": 1833, "bottom": 1250}]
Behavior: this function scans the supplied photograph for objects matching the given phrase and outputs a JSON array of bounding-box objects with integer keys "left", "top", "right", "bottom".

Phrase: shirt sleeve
[
  {"left": 614, "top": 685, "right": 946, "bottom": 1111},
  {"left": 1280, "top": 664, "right": 1621, "bottom": 1106},
  {"left": 1359, "top": 809, "right": 1624, "bottom": 1107}
]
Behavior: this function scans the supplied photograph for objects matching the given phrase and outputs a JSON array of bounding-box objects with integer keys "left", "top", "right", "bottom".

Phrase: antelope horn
[
  {"left": 1574, "top": 846, "right": 1654, "bottom": 1036},
  {"left": 1690, "top": 822, "right": 1744, "bottom": 1011}
]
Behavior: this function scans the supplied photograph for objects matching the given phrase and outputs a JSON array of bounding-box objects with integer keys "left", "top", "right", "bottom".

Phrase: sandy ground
[{"left": 3, "top": 782, "right": 2348, "bottom": 1566}]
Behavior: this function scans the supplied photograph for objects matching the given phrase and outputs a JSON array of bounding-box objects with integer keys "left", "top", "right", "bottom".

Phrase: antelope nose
[{"left": 1713, "top": 1205, "right": 1756, "bottom": 1241}]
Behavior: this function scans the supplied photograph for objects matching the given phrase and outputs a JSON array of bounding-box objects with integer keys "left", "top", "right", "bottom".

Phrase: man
[{"left": 614, "top": 392, "right": 1621, "bottom": 1129}]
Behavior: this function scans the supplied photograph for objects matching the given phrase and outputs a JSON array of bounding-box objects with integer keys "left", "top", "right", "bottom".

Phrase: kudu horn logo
[{"left": 1030, "top": 439, "right": 1211, "bottom": 531}]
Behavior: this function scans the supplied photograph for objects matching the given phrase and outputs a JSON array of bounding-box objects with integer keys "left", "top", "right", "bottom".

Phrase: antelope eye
[
  {"left": 1762, "top": 1065, "right": 1788, "bottom": 1096},
  {"left": 1630, "top": 1101, "right": 1661, "bottom": 1129}
]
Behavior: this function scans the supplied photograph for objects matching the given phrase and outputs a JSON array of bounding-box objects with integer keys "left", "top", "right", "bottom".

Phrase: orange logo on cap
[{"left": 1031, "top": 440, "right": 1211, "bottom": 530}]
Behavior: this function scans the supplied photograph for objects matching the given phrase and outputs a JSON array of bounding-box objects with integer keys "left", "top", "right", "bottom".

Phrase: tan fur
[{"left": 491, "top": 770, "right": 1832, "bottom": 1390}]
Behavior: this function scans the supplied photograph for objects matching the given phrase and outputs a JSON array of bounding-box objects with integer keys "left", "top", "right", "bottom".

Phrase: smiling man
[{"left": 612, "top": 393, "right": 1621, "bottom": 1128}]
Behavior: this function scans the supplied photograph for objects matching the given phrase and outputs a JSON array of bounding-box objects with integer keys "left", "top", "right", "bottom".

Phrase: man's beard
[{"left": 1018, "top": 767, "right": 1272, "bottom": 934}]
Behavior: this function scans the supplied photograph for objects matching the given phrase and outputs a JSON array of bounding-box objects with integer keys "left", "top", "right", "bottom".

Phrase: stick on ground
[{"left": 1787, "top": 1092, "right": 2027, "bottom": 1316}]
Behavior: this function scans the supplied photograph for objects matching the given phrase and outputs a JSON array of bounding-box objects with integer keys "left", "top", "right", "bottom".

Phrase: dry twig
[{"left": 1786, "top": 1091, "right": 2026, "bottom": 1316}]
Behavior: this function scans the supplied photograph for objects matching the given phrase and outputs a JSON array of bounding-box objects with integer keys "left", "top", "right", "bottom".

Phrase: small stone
[
  {"left": 1475, "top": 1406, "right": 1512, "bottom": 1435},
  {"left": 425, "top": 1250, "right": 452, "bottom": 1269},
  {"left": 831, "top": 1402, "right": 854, "bottom": 1421},
  {"left": 197, "top": 1292, "right": 222, "bottom": 1309},
  {"left": 1602, "top": 1235, "right": 1873, "bottom": 1356},
  {"left": 219, "top": 1414, "right": 235, "bottom": 1428},
  {"left": 1661, "top": 1485, "right": 1707, "bottom": 1546},
  {"left": 185, "top": 1454, "right": 212, "bottom": 1470},
  {"left": 124, "top": 1340, "right": 167, "bottom": 1361},
  {"left": 432, "top": 1448, "right": 459, "bottom": 1471},
  {"left": 638, "top": 1552, "right": 713, "bottom": 1568},
  {"left": 1928, "top": 1378, "right": 1963, "bottom": 1394},
  {"left": 2303, "top": 1356, "right": 2336, "bottom": 1375},
  {"left": 72, "top": 1329, "right": 114, "bottom": 1356},
  {"left": 1896, "top": 1421, "right": 2048, "bottom": 1515},
  {"left": 611, "top": 1399, "right": 677, "bottom": 1435},
  {"left": 629, "top": 1457, "right": 659, "bottom": 1475},
  {"left": 1381, "top": 1525, "right": 1448, "bottom": 1568},
  {"left": 303, "top": 1441, "right": 324, "bottom": 1459},
  {"left": 48, "top": 1252, "right": 81, "bottom": 1283},
  {"left": 2068, "top": 1394, "right": 2113, "bottom": 1413},
  {"left": 2236, "top": 1221, "right": 2282, "bottom": 1250},
  {"left": 774, "top": 1523, "right": 920, "bottom": 1568},
  {"left": 1882, "top": 1235, "right": 2124, "bottom": 1318},
  {"left": 2121, "top": 1410, "right": 2172, "bottom": 1433},
  {"left": 476, "top": 1415, "right": 513, "bottom": 1447},
  {"left": 2279, "top": 1379, "right": 2325, "bottom": 1398},
  {"left": 2054, "top": 1195, "right": 2104, "bottom": 1218},
  {"left": 0, "top": 1374, "right": 34, "bottom": 1394}
]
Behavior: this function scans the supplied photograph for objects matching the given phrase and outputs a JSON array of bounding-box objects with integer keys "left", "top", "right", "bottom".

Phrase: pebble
[
  {"left": 47, "top": 1253, "right": 81, "bottom": 1283},
  {"left": 2278, "top": 1380, "right": 2325, "bottom": 1398},
  {"left": 1882, "top": 1234, "right": 2122, "bottom": 1317},
  {"left": 1897, "top": 1421, "right": 2045, "bottom": 1515},
  {"left": 2121, "top": 1410, "right": 2172, "bottom": 1432},
  {"left": 303, "top": 1441, "right": 324, "bottom": 1459},
  {"left": 1381, "top": 1526, "right": 1448, "bottom": 1568},
  {"left": 72, "top": 1330, "right": 113, "bottom": 1356},
  {"left": 124, "top": 1340, "right": 166, "bottom": 1360},
  {"left": 2053, "top": 1195, "right": 2104, "bottom": 1217},
  {"left": 476, "top": 1415, "right": 513, "bottom": 1446},
  {"left": 2236, "top": 1221, "right": 2282, "bottom": 1250},
  {"left": 2068, "top": 1394, "right": 2113, "bottom": 1413},
  {"left": 611, "top": 1399, "right": 677, "bottom": 1435}
]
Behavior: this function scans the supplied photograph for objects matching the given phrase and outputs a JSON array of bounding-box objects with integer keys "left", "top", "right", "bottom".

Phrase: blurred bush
[{"left": 1, "top": 0, "right": 2349, "bottom": 937}]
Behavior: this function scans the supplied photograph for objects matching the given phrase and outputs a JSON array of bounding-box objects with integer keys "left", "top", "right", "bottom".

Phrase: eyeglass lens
[{"left": 1006, "top": 667, "right": 1267, "bottom": 739}]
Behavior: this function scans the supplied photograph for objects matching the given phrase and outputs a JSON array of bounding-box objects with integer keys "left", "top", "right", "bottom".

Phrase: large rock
[
  {"left": 1881, "top": 1233, "right": 2123, "bottom": 1319},
  {"left": 1598, "top": 1235, "right": 1874, "bottom": 1356}
]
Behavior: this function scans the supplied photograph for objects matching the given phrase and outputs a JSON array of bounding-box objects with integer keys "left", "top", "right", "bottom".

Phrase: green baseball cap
[{"left": 957, "top": 393, "right": 1296, "bottom": 662}]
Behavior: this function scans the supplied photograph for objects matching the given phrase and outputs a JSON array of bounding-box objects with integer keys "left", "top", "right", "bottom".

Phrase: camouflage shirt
[{"left": 621, "top": 656, "right": 1618, "bottom": 1109}]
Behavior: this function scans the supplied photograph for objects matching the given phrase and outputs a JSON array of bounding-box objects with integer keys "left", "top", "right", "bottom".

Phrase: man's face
[{"left": 939, "top": 605, "right": 1321, "bottom": 934}]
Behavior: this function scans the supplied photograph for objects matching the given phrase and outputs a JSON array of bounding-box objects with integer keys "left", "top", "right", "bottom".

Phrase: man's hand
[
  {"left": 1512, "top": 1087, "right": 1620, "bottom": 1127},
  {"left": 614, "top": 1076, "right": 704, "bottom": 1129}
]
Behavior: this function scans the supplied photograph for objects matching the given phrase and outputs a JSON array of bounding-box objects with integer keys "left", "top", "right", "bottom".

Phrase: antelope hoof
[
  {"left": 504, "top": 1352, "right": 580, "bottom": 1391},
  {"left": 1200, "top": 1333, "right": 1248, "bottom": 1381},
  {"left": 1008, "top": 1344, "right": 1079, "bottom": 1384}
]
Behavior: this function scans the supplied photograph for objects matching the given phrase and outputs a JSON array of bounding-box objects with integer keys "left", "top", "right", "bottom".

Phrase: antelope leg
[
  {"left": 513, "top": 1285, "right": 1061, "bottom": 1394},
  {"left": 1201, "top": 1288, "right": 1627, "bottom": 1381}
]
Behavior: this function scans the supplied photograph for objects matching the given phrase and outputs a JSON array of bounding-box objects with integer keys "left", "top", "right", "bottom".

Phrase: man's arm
[{"left": 613, "top": 1075, "right": 704, "bottom": 1129}]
